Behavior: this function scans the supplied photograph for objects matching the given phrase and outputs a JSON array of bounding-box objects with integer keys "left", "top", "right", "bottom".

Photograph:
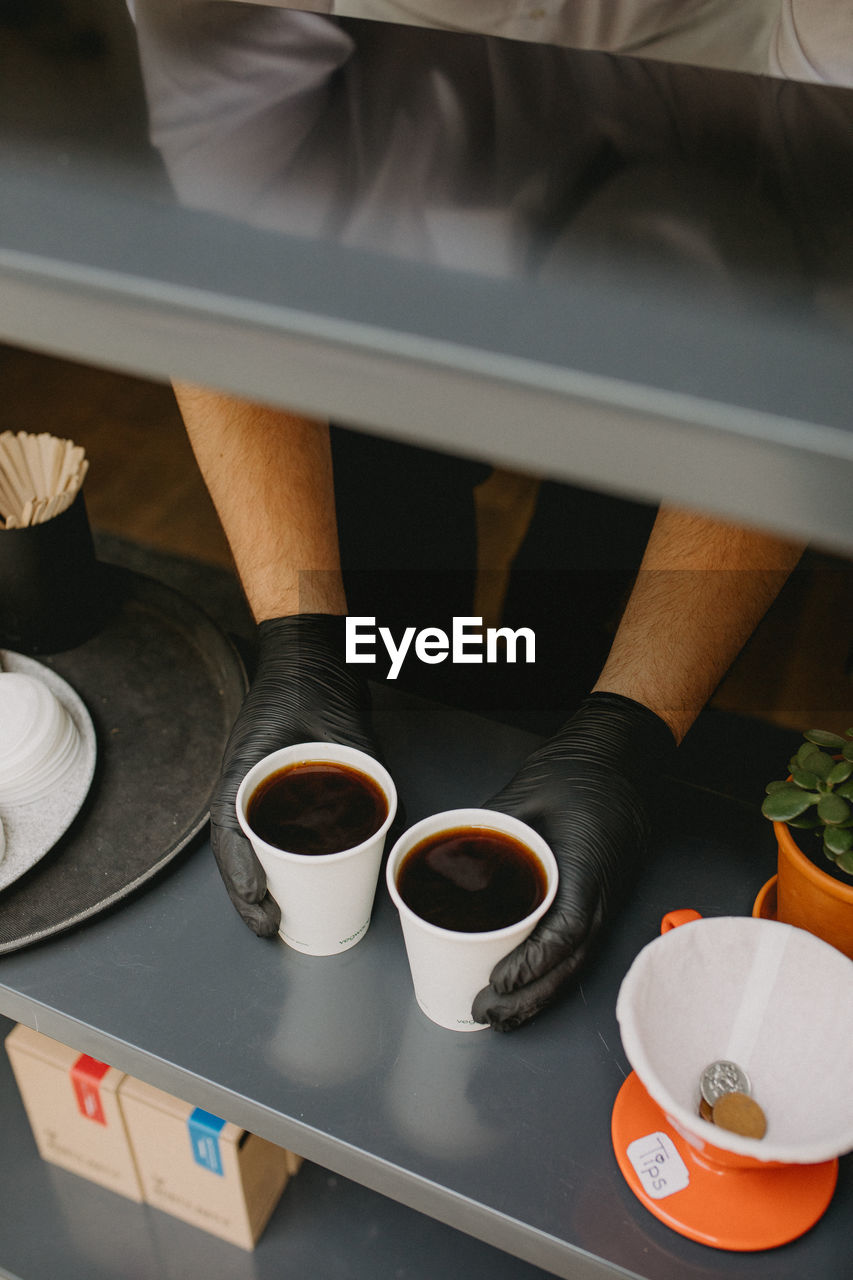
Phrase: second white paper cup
[
  {"left": 236, "top": 742, "right": 397, "bottom": 956},
  {"left": 386, "top": 808, "right": 558, "bottom": 1031}
]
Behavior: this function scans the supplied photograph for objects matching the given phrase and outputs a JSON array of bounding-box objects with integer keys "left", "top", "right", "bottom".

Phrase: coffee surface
[
  {"left": 247, "top": 761, "right": 387, "bottom": 856},
  {"left": 396, "top": 826, "right": 547, "bottom": 932}
]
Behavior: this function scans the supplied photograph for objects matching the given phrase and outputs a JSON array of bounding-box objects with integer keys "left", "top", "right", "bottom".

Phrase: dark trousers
[{"left": 331, "top": 427, "right": 657, "bottom": 730}]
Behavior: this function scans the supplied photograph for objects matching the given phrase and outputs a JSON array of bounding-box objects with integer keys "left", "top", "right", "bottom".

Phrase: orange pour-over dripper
[
  {"left": 611, "top": 1067, "right": 838, "bottom": 1251},
  {"left": 611, "top": 910, "right": 853, "bottom": 1251}
]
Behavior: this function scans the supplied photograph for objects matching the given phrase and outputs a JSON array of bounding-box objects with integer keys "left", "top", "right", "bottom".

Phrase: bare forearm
[
  {"left": 173, "top": 383, "right": 346, "bottom": 620},
  {"left": 592, "top": 507, "right": 804, "bottom": 743}
]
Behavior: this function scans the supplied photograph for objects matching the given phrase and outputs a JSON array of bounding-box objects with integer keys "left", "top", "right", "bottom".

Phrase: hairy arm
[
  {"left": 592, "top": 506, "right": 805, "bottom": 743},
  {"left": 476, "top": 505, "right": 804, "bottom": 1029},
  {"left": 172, "top": 383, "right": 347, "bottom": 621}
]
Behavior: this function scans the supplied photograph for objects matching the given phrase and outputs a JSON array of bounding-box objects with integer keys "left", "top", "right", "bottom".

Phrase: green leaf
[
  {"left": 828, "top": 760, "right": 853, "bottom": 786},
  {"left": 843, "top": 743, "right": 853, "bottom": 763},
  {"left": 824, "top": 826, "right": 853, "bottom": 856},
  {"left": 804, "top": 729, "right": 848, "bottom": 750},
  {"left": 765, "top": 779, "right": 791, "bottom": 794},
  {"left": 837, "top": 779, "right": 853, "bottom": 801},
  {"left": 837, "top": 849, "right": 853, "bottom": 876},
  {"left": 795, "top": 742, "right": 823, "bottom": 767},
  {"left": 791, "top": 766, "right": 821, "bottom": 790},
  {"left": 762, "top": 787, "right": 820, "bottom": 822},
  {"left": 787, "top": 813, "right": 821, "bottom": 830},
  {"left": 805, "top": 750, "right": 835, "bottom": 781},
  {"left": 817, "top": 792, "right": 852, "bottom": 826}
]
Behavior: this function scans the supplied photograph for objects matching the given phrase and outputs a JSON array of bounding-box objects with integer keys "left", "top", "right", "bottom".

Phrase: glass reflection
[
  {"left": 201, "top": 0, "right": 853, "bottom": 85},
  {"left": 130, "top": 3, "right": 853, "bottom": 331}
]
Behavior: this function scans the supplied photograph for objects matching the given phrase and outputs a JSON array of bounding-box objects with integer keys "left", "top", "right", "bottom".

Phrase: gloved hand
[
  {"left": 472, "top": 692, "right": 676, "bottom": 1031},
  {"left": 210, "top": 613, "right": 380, "bottom": 935}
]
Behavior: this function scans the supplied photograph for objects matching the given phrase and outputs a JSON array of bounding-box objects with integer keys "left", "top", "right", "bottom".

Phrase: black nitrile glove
[
  {"left": 472, "top": 692, "right": 676, "bottom": 1031},
  {"left": 210, "top": 613, "right": 380, "bottom": 936}
]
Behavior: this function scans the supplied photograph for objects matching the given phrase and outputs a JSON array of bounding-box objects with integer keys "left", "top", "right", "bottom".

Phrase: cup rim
[
  {"left": 385, "top": 807, "right": 558, "bottom": 943},
  {"left": 235, "top": 742, "right": 398, "bottom": 863}
]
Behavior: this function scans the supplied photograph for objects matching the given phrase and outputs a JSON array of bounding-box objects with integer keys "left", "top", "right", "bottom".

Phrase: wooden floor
[
  {"left": 0, "top": 344, "right": 233, "bottom": 569},
  {"left": 2, "top": 342, "right": 850, "bottom": 734}
]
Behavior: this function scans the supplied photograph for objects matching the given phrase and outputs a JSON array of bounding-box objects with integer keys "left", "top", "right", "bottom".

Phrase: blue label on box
[{"left": 188, "top": 1108, "right": 226, "bottom": 1175}]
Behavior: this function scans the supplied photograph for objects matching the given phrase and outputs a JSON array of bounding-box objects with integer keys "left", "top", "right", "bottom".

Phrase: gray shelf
[
  {"left": 0, "top": 679, "right": 849, "bottom": 1280},
  {"left": 0, "top": 1019, "right": 556, "bottom": 1280},
  {"left": 1, "top": 5, "right": 853, "bottom": 552}
]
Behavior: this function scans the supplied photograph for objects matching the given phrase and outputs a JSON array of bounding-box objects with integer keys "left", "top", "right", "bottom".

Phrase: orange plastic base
[{"left": 611, "top": 1072, "right": 838, "bottom": 1251}]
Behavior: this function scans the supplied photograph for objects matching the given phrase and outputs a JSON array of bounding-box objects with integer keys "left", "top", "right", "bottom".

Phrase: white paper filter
[
  {"left": 616, "top": 915, "right": 853, "bottom": 1164},
  {"left": 0, "top": 673, "right": 82, "bottom": 805}
]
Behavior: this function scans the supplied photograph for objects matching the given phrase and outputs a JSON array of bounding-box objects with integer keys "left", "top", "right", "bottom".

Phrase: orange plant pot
[{"left": 774, "top": 820, "right": 853, "bottom": 961}]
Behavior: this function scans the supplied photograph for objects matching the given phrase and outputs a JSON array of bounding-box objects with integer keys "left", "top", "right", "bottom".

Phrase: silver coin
[{"left": 699, "top": 1060, "right": 751, "bottom": 1106}]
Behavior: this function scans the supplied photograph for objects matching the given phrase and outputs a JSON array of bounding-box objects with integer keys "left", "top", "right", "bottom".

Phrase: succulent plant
[{"left": 762, "top": 729, "right": 853, "bottom": 877}]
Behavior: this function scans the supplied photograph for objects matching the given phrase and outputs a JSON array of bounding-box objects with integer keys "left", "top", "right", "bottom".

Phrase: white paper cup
[
  {"left": 236, "top": 742, "right": 397, "bottom": 956},
  {"left": 386, "top": 808, "right": 558, "bottom": 1031}
]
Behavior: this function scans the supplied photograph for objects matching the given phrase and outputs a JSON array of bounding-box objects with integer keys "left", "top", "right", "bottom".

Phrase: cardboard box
[
  {"left": 117, "top": 1075, "right": 297, "bottom": 1250},
  {"left": 5, "top": 1023, "right": 143, "bottom": 1202}
]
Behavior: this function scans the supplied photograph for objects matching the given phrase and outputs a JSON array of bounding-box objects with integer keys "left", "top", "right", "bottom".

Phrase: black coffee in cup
[
  {"left": 247, "top": 761, "right": 388, "bottom": 856},
  {"left": 395, "top": 826, "right": 547, "bottom": 932}
]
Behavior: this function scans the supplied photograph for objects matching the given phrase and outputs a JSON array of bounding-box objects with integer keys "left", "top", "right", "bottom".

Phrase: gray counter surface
[{"left": 0, "top": 682, "right": 849, "bottom": 1280}]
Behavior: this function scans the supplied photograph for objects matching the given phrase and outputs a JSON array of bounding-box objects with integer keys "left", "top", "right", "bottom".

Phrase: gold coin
[
  {"left": 699, "top": 1097, "right": 714, "bottom": 1123},
  {"left": 712, "top": 1090, "right": 767, "bottom": 1139}
]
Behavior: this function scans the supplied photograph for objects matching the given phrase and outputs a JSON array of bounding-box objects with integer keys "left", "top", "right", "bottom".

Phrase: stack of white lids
[{"left": 0, "top": 673, "right": 82, "bottom": 806}]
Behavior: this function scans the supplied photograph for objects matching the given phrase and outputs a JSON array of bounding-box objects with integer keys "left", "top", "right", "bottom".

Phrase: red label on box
[{"left": 70, "top": 1055, "right": 110, "bottom": 1125}]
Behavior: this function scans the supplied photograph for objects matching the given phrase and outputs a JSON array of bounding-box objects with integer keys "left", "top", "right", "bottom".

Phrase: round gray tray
[{"left": 0, "top": 565, "right": 246, "bottom": 952}]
